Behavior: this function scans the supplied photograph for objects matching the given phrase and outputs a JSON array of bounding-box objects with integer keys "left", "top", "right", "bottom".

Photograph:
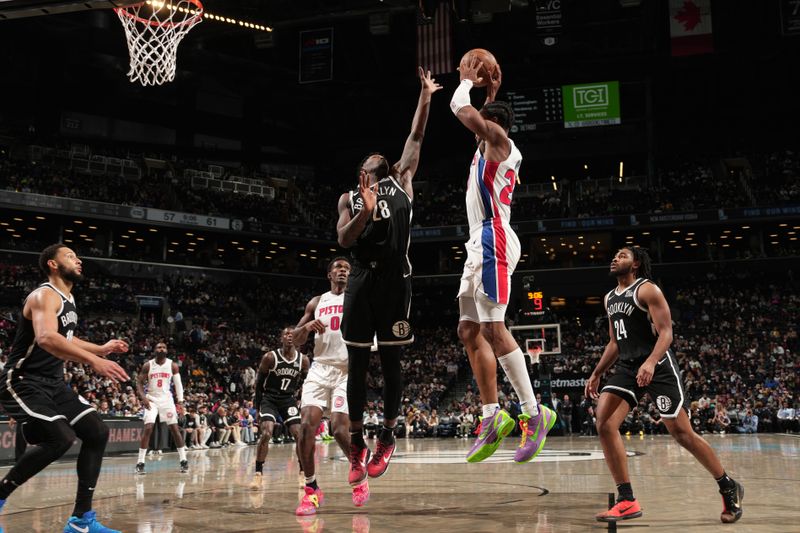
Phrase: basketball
[{"left": 459, "top": 48, "right": 499, "bottom": 87}]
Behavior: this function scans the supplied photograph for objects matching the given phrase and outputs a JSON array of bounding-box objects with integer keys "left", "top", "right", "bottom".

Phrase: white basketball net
[{"left": 115, "top": 0, "right": 203, "bottom": 86}]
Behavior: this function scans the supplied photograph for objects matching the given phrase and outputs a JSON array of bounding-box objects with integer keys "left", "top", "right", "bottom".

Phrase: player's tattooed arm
[{"left": 292, "top": 296, "right": 323, "bottom": 347}]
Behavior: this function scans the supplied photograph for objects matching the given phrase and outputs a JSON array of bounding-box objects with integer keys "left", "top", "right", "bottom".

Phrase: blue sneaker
[
  {"left": 0, "top": 498, "right": 6, "bottom": 511},
  {"left": 63, "top": 511, "right": 120, "bottom": 533}
]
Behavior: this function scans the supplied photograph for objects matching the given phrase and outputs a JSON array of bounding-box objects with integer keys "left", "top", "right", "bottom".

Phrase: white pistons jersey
[
  {"left": 465, "top": 139, "right": 522, "bottom": 233},
  {"left": 462, "top": 139, "right": 523, "bottom": 305},
  {"left": 313, "top": 291, "right": 347, "bottom": 366},
  {"left": 147, "top": 358, "right": 174, "bottom": 401}
]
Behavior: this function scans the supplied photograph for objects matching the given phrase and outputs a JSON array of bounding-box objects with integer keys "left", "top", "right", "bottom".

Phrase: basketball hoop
[{"left": 115, "top": 0, "right": 203, "bottom": 86}]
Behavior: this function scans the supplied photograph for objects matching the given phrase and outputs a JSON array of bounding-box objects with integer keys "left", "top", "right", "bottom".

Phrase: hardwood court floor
[{"left": 0, "top": 434, "right": 797, "bottom": 532}]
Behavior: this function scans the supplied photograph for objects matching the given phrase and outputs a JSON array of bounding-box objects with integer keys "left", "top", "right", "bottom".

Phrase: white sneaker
[
  {"left": 147, "top": 450, "right": 156, "bottom": 457},
  {"left": 249, "top": 472, "right": 263, "bottom": 490}
]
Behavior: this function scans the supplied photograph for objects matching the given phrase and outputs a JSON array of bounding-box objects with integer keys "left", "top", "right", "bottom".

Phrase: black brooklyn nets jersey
[
  {"left": 263, "top": 349, "right": 303, "bottom": 402},
  {"left": 605, "top": 278, "right": 660, "bottom": 363},
  {"left": 349, "top": 176, "right": 412, "bottom": 276},
  {"left": 2, "top": 283, "right": 78, "bottom": 381}
]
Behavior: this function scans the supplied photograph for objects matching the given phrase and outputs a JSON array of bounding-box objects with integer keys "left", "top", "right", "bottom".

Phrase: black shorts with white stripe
[
  {"left": 258, "top": 397, "right": 300, "bottom": 426},
  {"left": 0, "top": 373, "right": 96, "bottom": 427},
  {"left": 601, "top": 350, "right": 689, "bottom": 419}
]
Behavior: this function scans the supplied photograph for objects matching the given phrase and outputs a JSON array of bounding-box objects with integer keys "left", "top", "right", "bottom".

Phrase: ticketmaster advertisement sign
[
  {"left": 562, "top": 81, "right": 621, "bottom": 128},
  {"left": 0, "top": 418, "right": 143, "bottom": 462},
  {"left": 533, "top": 373, "right": 589, "bottom": 391}
]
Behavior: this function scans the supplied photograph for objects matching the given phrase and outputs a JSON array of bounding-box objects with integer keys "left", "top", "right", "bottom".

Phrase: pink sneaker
[
  {"left": 352, "top": 480, "right": 370, "bottom": 507},
  {"left": 295, "top": 486, "right": 325, "bottom": 516}
]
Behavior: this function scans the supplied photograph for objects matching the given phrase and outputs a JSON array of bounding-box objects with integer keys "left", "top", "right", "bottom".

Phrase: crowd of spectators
[
  {"left": 0, "top": 260, "right": 797, "bottom": 444},
  {"left": 3, "top": 144, "right": 798, "bottom": 233}
]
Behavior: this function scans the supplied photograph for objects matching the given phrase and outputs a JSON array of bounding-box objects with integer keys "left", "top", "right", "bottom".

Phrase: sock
[
  {"left": 177, "top": 446, "right": 187, "bottom": 462},
  {"left": 378, "top": 425, "right": 396, "bottom": 445},
  {"left": 138, "top": 448, "right": 147, "bottom": 464},
  {"left": 497, "top": 348, "right": 539, "bottom": 417},
  {"left": 255, "top": 461, "right": 264, "bottom": 474},
  {"left": 350, "top": 430, "right": 366, "bottom": 448},
  {"left": 716, "top": 472, "right": 735, "bottom": 491},
  {"left": 0, "top": 479, "right": 20, "bottom": 500},
  {"left": 305, "top": 474, "right": 318, "bottom": 490},
  {"left": 482, "top": 403, "right": 500, "bottom": 419},
  {"left": 72, "top": 480, "right": 94, "bottom": 518},
  {"left": 617, "top": 482, "right": 634, "bottom": 502}
]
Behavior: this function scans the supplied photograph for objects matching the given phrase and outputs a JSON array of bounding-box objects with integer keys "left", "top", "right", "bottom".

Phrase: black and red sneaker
[
  {"left": 367, "top": 438, "right": 396, "bottom": 478},
  {"left": 720, "top": 479, "right": 744, "bottom": 523},
  {"left": 348, "top": 443, "right": 371, "bottom": 486}
]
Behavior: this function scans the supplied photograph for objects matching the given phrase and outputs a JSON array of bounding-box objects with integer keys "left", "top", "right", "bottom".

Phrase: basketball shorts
[
  {"left": 457, "top": 227, "right": 520, "bottom": 323},
  {"left": 143, "top": 396, "right": 179, "bottom": 425},
  {"left": 601, "top": 350, "right": 689, "bottom": 419},
  {"left": 341, "top": 264, "right": 413, "bottom": 347},
  {"left": 0, "top": 373, "right": 95, "bottom": 427},
  {"left": 259, "top": 396, "right": 300, "bottom": 426},
  {"left": 301, "top": 362, "right": 348, "bottom": 415}
]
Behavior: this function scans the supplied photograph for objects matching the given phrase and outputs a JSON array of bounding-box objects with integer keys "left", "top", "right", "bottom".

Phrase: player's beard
[
  {"left": 58, "top": 263, "right": 83, "bottom": 284},
  {"left": 609, "top": 263, "right": 632, "bottom": 277}
]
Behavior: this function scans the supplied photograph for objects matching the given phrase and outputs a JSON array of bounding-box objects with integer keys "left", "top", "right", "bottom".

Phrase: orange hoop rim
[{"left": 114, "top": 0, "right": 204, "bottom": 29}]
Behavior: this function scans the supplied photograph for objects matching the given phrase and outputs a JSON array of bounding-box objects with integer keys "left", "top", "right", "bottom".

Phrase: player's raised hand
[
  {"left": 91, "top": 357, "right": 130, "bottom": 383},
  {"left": 304, "top": 319, "right": 326, "bottom": 335},
  {"left": 486, "top": 63, "right": 502, "bottom": 103},
  {"left": 101, "top": 338, "right": 129, "bottom": 356},
  {"left": 359, "top": 169, "right": 378, "bottom": 214},
  {"left": 418, "top": 67, "right": 443, "bottom": 94},
  {"left": 458, "top": 56, "right": 484, "bottom": 85}
]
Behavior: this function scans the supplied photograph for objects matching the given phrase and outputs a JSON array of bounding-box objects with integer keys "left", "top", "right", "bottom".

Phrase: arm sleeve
[
  {"left": 254, "top": 371, "right": 267, "bottom": 408},
  {"left": 173, "top": 373, "right": 184, "bottom": 403},
  {"left": 450, "top": 79, "right": 474, "bottom": 115}
]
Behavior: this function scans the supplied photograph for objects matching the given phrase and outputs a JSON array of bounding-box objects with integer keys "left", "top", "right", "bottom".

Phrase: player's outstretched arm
[
  {"left": 393, "top": 67, "right": 442, "bottom": 198},
  {"left": 72, "top": 336, "right": 129, "bottom": 358},
  {"left": 30, "top": 289, "right": 129, "bottom": 382},
  {"left": 450, "top": 56, "right": 506, "bottom": 145},
  {"left": 292, "top": 296, "right": 324, "bottom": 346}
]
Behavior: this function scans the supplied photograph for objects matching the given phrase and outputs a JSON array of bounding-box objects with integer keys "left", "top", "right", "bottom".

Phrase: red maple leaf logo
[{"left": 675, "top": 0, "right": 703, "bottom": 31}]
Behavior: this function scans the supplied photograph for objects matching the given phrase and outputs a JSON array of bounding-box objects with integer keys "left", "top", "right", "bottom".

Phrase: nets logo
[
  {"left": 392, "top": 321, "right": 411, "bottom": 338},
  {"left": 656, "top": 395, "right": 672, "bottom": 412},
  {"left": 288, "top": 407, "right": 299, "bottom": 417},
  {"left": 573, "top": 85, "right": 609, "bottom": 109}
]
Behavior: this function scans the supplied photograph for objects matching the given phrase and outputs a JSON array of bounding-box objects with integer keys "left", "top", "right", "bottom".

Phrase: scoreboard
[
  {"left": 505, "top": 81, "right": 622, "bottom": 132},
  {"left": 506, "top": 87, "right": 564, "bottom": 133}
]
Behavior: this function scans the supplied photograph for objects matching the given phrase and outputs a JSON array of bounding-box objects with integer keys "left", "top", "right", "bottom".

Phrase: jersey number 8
[{"left": 372, "top": 200, "right": 392, "bottom": 221}]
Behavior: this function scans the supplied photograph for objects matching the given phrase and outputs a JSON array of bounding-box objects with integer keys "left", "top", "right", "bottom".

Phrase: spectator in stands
[
  {"left": 364, "top": 409, "right": 380, "bottom": 439},
  {"left": 210, "top": 406, "right": 229, "bottom": 447},
  {"left": 777, "top": 401, "right": 797, "bottom": 433},
  {"left": 736, "top": 408, "right": 759, "bottom": 434},
  {"left": 458, "top": 408, "right": 474, "bottom": 438},
  {"left": 713, "top": 406, "right": 731, "bottom": 434},
  {"left": 558, "top": 394, "right": 573, "bottom": 435}
]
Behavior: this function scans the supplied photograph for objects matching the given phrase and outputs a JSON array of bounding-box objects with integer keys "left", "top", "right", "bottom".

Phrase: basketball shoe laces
[
  {"left": 374, "top": 439, "right": 391, "bottom": 460},
  {"left": 519, "top": 418, "right": 533, "bottom": 448}
]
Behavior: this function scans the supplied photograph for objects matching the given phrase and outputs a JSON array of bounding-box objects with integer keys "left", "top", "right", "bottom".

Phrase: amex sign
[{"left": 562, "top": 81, "right": 621, "bottom": 128}]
